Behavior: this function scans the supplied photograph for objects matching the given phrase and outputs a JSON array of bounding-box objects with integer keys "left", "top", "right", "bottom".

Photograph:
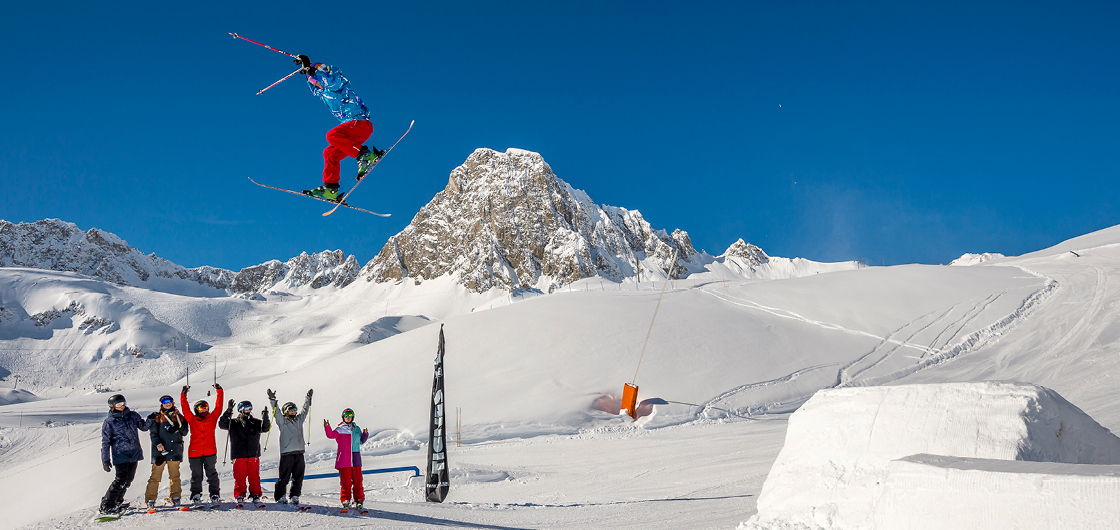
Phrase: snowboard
[
  {"left": 247, "top": 177, "right": 390, "bottom": 217},
  {"left": 322, "top": 119, "right": 414, "bottom": 217}
]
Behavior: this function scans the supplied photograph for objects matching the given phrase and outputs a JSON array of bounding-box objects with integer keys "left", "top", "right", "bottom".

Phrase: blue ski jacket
[
  {"left": 306, "top": 64, "right": 370, "bottom": 124},
  {"left": 101, "top": 408, "right": 154, "bottom": 465}
]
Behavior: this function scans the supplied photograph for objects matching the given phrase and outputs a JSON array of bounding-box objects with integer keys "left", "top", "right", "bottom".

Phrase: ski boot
[
  {"left": 170, "top": 497, "right": 181, "bottom": 507},
  {"left": 355, "top": 500, "right": 365, "bottom": 513},
  {"left": 190, "top": 493, "right": 202, "bottom": 506},
  {"left": 251, "top": 496, "right": 261, "bottom": 504},
  {"left": 146, "top": 499, "right": 157, "bottom": 513},
  {"left": 277, "top": 496, "right": 288, "bottom": 504},
  {"left": 235, "top": 496, "right": 245, "bottom": 508},
  {"left": 209, "top": 495, "right": 221, "bottom": 509},
  {"left": 341, "top": 500, "right": 351, "bottom": 513},
  {"left": 356, "top": 145, "right": 385, "bottom": 181},
  {"left": 290, "top": 495, "right": 299, "bottom": 506},
  {"left": 304, "top": 183, "right": 342, "bottom": 201}
]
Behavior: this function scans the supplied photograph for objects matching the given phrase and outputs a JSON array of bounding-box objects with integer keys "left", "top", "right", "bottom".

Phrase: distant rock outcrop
[
  {"left": 0, "top": 219, "right": 359, "bottom": 293},
  {"left": 360, "top": 148, "right": 706, "bottom": 292}
]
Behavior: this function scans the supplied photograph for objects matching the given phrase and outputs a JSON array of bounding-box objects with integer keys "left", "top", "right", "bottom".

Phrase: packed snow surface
[
  {"left": 2, "top": 219, "right": 1120, "bottom": 528},
  {"left": 873, "top": 454, "right": 1120, "bottom": 530},
  {"left": 743, "top": 382, "right": 1120, "bottom": 530}
]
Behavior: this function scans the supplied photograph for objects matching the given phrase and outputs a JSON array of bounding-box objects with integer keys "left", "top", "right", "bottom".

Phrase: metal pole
[
  {"left": 256, "top": 68, "right": 303, "bottom": 96},
  {"left": 632, "top": 248, "right": 678, "bottom": 385},
  {"left": 228, "top": 32, "right": 299, "bottom": 58}
]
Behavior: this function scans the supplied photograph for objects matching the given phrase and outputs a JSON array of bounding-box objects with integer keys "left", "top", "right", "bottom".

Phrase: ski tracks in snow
[{"left": 696, "top": 270, "right": 1059, "bottom": 421}]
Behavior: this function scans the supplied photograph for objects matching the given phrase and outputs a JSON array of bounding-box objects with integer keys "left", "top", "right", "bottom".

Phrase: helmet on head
[
  {"left": 341, "top": 408, "right": 355, "bottom": 420},
  {"left": 282, "top": 402, "right": 298, "bottom": 414},
  {"left": 107, "top": 394, "right": 127, "bottom": 408},
  {"left": 194, "top": 400, "right": 210, "bottom": 414},
  {"left": 237, "top": 400, "right": 253, "bottom": 413}
]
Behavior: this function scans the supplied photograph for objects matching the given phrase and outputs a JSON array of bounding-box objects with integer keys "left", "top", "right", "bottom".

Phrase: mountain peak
[{"left": 361, "top": 148, "right": 702, "bottom": 293}]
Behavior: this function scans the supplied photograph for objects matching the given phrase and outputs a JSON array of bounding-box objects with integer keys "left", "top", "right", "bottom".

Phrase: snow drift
[{"left": 743, "top": 382, "right": 1120, "bottom": 530}]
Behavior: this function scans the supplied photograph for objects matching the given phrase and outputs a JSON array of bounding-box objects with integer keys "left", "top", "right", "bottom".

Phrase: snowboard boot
[
  {"left": 356, "top": 145, "right": 385, "bottom": 181},
  {"left": 290, "top": 495, "right": 300, "bottom": 506},
  {"left": 306, "top": 183, "right": 341, "bottom": 201}
]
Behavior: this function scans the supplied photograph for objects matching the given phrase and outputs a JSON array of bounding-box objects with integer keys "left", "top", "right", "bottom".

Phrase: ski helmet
[
  {"left": 194, "top": 400, "right": 210, "bottom": 414},
  {"left": 107, "top": 394, "right": 127, "bottom": 408},
  {"left": 159, "top": 395, "right": 175, "bottom": 407},
  {"left": 237, "top": 400, "right": 253, "bottom": 413},
  {"left": 341, "top": 408, "right": 355, "bottom": 420},
  {"left": 282, "top": 402, "right": 298, "bottom": 414}
]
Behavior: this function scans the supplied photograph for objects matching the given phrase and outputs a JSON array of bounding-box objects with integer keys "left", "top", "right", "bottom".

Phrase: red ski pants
[
  {"left": 338, "top": 466, "right": 364, "bottom": 502},
  {"left": 323, "top": 120, "right": 373, "bottom": 185},
  {"left": 232, "top": 457, "right": 262, "bottom": 499}
]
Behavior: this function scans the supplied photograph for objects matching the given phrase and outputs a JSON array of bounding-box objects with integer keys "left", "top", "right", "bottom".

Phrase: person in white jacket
[{"left": 267, "top": 388, "right": 313, "bottom": 505}]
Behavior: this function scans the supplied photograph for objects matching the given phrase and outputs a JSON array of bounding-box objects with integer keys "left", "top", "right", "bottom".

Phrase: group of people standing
[{"left": 98, "top": 384, "right": 370, "bottom": 516}]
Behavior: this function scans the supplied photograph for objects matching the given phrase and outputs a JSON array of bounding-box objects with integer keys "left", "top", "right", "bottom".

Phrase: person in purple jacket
[
  {"left": 99, "top": 394, "right": 154, "bottom": 516},
  {"left": 323, "top": 408, "right": 369, "bottom": 510}
]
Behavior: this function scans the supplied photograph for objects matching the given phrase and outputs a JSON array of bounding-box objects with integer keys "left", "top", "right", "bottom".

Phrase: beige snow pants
[{"left": 144, "top": 461, "right": 182, "bottom": 501}]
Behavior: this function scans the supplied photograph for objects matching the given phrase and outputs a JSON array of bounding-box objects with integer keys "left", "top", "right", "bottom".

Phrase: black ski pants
[
  {"left": 188, "top": 454, "right": 220, "bottom": 499},
  {"left": 275, "top": 451, "right": 306, "bottom": 501},
  {"left": 100, "top": 461, "right": 138, "bottom": 510}
]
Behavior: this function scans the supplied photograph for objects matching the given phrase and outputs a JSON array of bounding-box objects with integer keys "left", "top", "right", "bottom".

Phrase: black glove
[
  {"left": 154, "top": 454, "right": 166, "bottom": 466},
  {"left": 307, "top": 389, "right": 313, "bottom": 398},
  {"left": 181, "top": 385, "right": 189, "bottom": 394},
  {"left": 103, "top": 461, "right": 112, "bottom": 472},
  {"left": 228, "top": 398, "right": 235, "bottom": 409},
  {"left": 147, "top": 412, "right": 158, "bottom": 420},
  {"left": 295, "top": 54, "right": 315, "bottom": 75},
  {"left": 214, "top": 383, "right": 222, "bottom": 390},
  {"left": 267, "top": 389, "right": 276, "bottom": 401}
]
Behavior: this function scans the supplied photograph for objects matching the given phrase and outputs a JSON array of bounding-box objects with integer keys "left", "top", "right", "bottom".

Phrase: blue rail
[{"left": 260, "top": 466, "right": 420, "bottom": 483}]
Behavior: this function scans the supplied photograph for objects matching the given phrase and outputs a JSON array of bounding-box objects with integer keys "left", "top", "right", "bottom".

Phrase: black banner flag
[{"left": 425, "top": 325, "right": 450, "bottom": 502}]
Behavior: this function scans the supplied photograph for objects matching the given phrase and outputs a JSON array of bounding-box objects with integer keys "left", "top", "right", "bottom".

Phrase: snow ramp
[{"left": 742, "top": 382, "right": 1120, "bottom": 530}]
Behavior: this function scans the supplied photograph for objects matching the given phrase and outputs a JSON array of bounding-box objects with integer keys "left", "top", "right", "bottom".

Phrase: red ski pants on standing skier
[
  {"left": 233, "top": 457, "right": 262, "bottom": 499},
  {"left": 339, "top": 466, "right": 365, "bottom": 503},
  {"left": 322, "top": 120, "right": 373, "bottom": 185}
]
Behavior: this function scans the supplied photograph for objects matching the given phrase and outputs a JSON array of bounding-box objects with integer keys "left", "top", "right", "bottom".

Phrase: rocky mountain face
[
  {"left": 0, "top": 219, "right": 358, "bottom": 293},
  {"left": 360, "top": 148, "right": 709, "bottom": 293}
]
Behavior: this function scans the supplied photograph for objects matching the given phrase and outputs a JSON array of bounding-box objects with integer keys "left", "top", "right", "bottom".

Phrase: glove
[
  {"left": 228, "top": 398, "right": 235, "bottom": 409},
  {"left": 362, "top": 428, "right": 368, "bottom": 435},
  {"left": 147, "top": 412, "right": 158, "bottom": 420},
  {"left": 323, "top": 419, "right": 329, "bottom": 426},
  {"left": 103, "top": 461, "right": 112, "bottom": 472},
  {"left": 181, "top": 385, "right": 189, "bottom": 394},
  {"left": 307, "top": 389, "right": 313, "bottom": 398},
  {"left": 214, "top": 383, "right": 222, "bottom": 390},
  {"left": 267, "top": 389, "right": 276, "bottom": 401},
  {"left": 295, "top": 54, "right": 316, "bottom": 76},
  {"left": 154, "top": 454, "right": 166, "bottom": 466}
]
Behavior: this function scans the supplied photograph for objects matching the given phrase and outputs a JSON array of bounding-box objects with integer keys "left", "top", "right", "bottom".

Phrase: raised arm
[{"left": 180, "top": 386, "right": 194, "bottom": 423}]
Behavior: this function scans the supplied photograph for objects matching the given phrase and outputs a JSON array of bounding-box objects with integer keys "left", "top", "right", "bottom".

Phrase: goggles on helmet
[{"left": 342, "top": 412, "right": 354, "bottom": 418}]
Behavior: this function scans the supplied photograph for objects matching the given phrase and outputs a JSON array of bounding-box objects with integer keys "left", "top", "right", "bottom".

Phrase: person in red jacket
[{"left": 180, "top": 384, "right": 225, "bottom": 506}]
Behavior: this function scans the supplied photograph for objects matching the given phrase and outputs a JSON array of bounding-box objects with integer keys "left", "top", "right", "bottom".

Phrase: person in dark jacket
[
  {"left": 99, "top": 394, "right": 154, "bottom": 515},
  {"left": 143, "top": 395, "right": 189, "bottom": 509},
  {"left": 219, "top": 399, "right": 271, "bottom": 503}
]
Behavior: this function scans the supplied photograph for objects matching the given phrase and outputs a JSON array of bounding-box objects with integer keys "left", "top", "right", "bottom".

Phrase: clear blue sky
[{"left": 2, "top": 2, "right": 1117, "bottom": 270}]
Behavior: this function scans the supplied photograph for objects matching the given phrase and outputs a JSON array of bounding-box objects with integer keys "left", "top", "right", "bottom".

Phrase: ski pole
[
  {"left": 228, "top": 32, "right": 298, "bottom": 59},
  {"left": 223, "top": 420, "right": 231, "bottom": 466},
  {"left": 256, "top": 68, "right": 302, "bottom": 96},
  {"left": 263, "top": 406, "right": 276, "bottom": 450},
  {"left": 306, "top": 401, "right": 312, "bottom": 446}
]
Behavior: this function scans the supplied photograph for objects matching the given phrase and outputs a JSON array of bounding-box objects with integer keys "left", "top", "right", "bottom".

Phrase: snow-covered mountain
[
  {"left": 362, "top": 148, "right": 709, "bottom": 292},
  {"left": 0, "top": 219, "right": 362, "bottom": 295}
]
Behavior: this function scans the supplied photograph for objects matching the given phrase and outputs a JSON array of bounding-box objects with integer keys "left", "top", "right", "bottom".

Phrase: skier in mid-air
[
  {"left": 324, "top": 408, "right": 370, "bottom": 511},
  {"left": 181, "top": 384, "right": 225, "bottom": 507},
  {"left": 98, "top": 394, "right": 154, "bottom": 517},
  {"left": 294, "top": 54, "right": 384, "bottom": 201},
  {"left": 219, "top": 399, "right": 271, "bottom": 505}
]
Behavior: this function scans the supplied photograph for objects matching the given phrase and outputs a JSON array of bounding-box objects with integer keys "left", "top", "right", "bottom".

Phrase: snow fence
[{"left": 741, "top": 382, "right": 1120, "bottom": 530}]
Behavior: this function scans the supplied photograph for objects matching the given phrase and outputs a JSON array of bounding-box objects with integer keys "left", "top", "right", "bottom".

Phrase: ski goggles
[
  {"left": 160, "top": 397, "right": 175, "bottom": 405},
  {"left": 239, "top": 405, "right": 253, "bottom": 412},
  {"left": 283, "top": 405, "right": 298, "bottom": 413},
  {"left": 342, "top": 412, "right": 355, "bottom": 418},
  {"left": 196, "top": 403, "right": 209, "bottom": 411},
  {"left": 113, "top": 401, "right": 127, "bottom": 409}
]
